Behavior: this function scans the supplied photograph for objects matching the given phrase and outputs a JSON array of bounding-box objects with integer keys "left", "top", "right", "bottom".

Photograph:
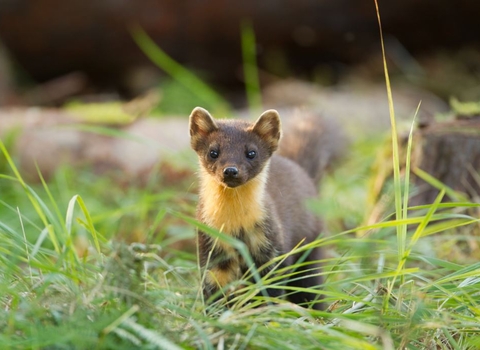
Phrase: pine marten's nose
[{"left": 223, "top": 167, "right": 239, "bottom": 178}]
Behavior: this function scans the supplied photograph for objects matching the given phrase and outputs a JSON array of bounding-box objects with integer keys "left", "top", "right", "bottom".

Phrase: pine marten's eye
[
  {"left": 246, "top": 150, "right": 256, "bottom": 159},
  {"left": 209, "top": 150, "right": 219, "bottom": 159}
]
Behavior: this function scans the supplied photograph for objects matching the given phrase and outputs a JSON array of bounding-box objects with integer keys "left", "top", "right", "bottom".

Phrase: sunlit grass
[{"left": 2, "top": 111, "right": 480, "bottom": 348}]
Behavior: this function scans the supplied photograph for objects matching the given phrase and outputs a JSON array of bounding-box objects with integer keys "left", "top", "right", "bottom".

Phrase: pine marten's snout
[
  {"left": 223, "top": 167, "right": 239, "bottom": 178},
  {"left": 222, "top": 166, "right": 243, "bottom": 187}
]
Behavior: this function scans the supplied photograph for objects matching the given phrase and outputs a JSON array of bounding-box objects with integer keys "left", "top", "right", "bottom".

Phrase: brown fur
[
  {"left": 189, "top": 107, "right": 324, "bottom": 309},
  {"left": 277, "top": 108, "right": 348, "bottom": 183}
]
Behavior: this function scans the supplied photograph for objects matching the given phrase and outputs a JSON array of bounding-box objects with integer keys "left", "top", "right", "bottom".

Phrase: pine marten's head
[{"left": 189, "top": 107, "right": 281, "bottom": 188}]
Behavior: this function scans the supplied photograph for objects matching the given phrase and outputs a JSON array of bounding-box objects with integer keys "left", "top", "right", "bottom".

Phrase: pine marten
[{"left": 189, "top": 107, "right": 329, "bottom": 310}]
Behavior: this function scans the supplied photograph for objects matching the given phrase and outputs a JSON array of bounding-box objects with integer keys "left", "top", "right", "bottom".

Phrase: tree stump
[{"left": 411, "top": 116, "right": 480, "bottom": 205}]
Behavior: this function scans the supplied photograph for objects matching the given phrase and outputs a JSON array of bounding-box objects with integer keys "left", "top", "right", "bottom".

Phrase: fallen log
[{"left": 411, "top": 116, "right": 480, "bottom": 205}]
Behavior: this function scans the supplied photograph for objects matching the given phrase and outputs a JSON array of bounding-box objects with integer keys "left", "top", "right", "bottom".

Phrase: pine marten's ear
[
  {"left": 189, "top": 107, "right": 218, "bottom": 148},
  {"left": 251, "top": 109, "right": 282, "bottom": 152}
]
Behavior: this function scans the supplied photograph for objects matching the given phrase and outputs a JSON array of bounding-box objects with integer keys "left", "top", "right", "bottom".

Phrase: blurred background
[{"left": 1, "top": 0, "right": 480, "bottom": 108}]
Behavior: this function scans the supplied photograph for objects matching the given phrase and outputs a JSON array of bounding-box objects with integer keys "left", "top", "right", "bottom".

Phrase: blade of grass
[
  {"left": 442, "top": 328, "right": 461, "bottom": 350},
  {"left": 0, "top": 138, "right": 61, "bottom": 253},
  {"left": 398, "top": 189, "right": 445, "bottom": 276},
  {"left": 36, "top": 163, "right": 66, "bottom": 231},
  {"left": 374, "top": 0, "right": 404, "bottom": 272},
  {"left": 241, "top": 20, "right": 262, "bottom": 114},
  {"left": 17, "top": 206, "right": 33, "bottom": 281},
  {"left": 340, "top": 319, "right": 394, "bottom": 350},
  {"left": 413, "top": 168, "right": 469, "bottom": 202},
  {"left": 418, "top": 217, "right": 479, "bottom": 237},
  {"left": 407, "top": 189, "right": 445, "bottom": 251},
  {"left": 429, "top": 261, "right": 480, "bottom": 286},
  {"left": 408, "top": 201, "right": 480, "bottom": 211},
  {"left": 75, "top": 195, "right": 103, "bottom": 256},
  {"left": 131, "top": 25, "right": 230, "bottom": 113},
  {"left": 102, "top": 304, "right": 140, "bottom": 335},
  {"left": 30, "top": 226, "right": 50, "bottom": 258},
  {"left": 122, "top": 318, "right": 184, "bottom": 350},
  {"left": 401, "top": 102, "right": 420, "bottom": 258}
]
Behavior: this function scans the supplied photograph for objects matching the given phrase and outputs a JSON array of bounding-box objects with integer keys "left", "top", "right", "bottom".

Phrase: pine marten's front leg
[
  {"left": 203, "top": 257, "right": 240, "bottom": 302},
  {"left": 237, "top": 220, "right": 286, "bottom": 302},
  {"left": 199, "top": 228, "right": 284, "bottom": 304},
  {"left": 204, "top": 252, "right": 284, "bottom": 304},
  {"left": 246, "top": 251, "right": 285, "bottom": 300},
  {"left": 198, "top": 231, "right": 240, "bottom": 302}
]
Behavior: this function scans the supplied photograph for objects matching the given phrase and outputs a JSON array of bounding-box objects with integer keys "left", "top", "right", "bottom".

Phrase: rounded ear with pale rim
[
  {"left": 189, "top": 107, "right": 218, "bottom": 137},
  {"left": 251, "top": 109, "right": 282, "bottom": 152},
  {"left": 189, "top": 107, "right": 218, "bottom": 152},
  {"left": 189, "top": 107, "right": 219, "bottom": 151}
]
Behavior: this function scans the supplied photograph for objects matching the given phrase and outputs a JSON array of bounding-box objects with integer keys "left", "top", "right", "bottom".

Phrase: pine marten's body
[{"left": 189, "top": 107, "right": 324, "bottom": 309}]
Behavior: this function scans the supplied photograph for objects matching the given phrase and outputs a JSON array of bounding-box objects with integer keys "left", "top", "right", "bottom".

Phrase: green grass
[
  {"left": 241, "top": 20, "right": 262, "bottom": 115},
  {"left": 1, "top": 5, "right": 480, "bottom": 349},
  {"left": 131, "top": 25, "right": 230, "bottom": 116},
  {"left": 2, "top": 108, "right": 480, "bottom": 350},
  {"left": 1, "top": 147, "right": 479, "bottom": 349}
]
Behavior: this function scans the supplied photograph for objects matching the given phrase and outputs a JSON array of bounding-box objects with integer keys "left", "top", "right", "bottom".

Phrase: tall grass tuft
[
  {"left": 373, "top": 0, "right": 406, "bottom": 279},
  {"left": 241, "top": 20, "right": 263, "bottom": 114},
  {"left": 131, "top": 25, "right": 230, "bottom": 114}
]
